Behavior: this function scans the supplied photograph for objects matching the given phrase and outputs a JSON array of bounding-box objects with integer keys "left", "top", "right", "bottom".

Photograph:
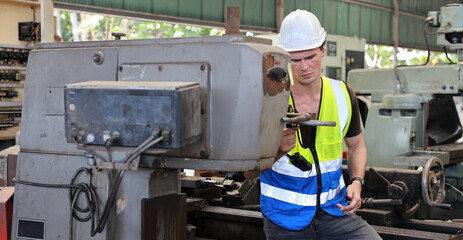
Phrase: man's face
[{"left": 289, "top": 45, "right": 326, "bottom": 86}]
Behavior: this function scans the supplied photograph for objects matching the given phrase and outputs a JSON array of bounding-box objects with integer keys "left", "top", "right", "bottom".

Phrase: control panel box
[{"left": 64, "top": 81, "right": 201, "bottom": 148}]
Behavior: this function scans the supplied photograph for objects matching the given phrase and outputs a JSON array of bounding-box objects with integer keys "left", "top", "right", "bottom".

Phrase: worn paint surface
[{"left": 262, "top": 53, "right": 290, "bottom": 97}]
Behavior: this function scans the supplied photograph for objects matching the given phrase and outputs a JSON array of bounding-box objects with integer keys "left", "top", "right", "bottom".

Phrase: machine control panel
[{"left": 64, "top": 81, "right": 201, "bottom": 148}]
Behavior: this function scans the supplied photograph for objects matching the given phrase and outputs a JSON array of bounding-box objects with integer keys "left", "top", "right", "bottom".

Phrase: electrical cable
[
  {"left": 73, "top": 137, "right": 107, "bottom": 163},
  {"left": 443, "top": 46, "right": 456, "bottom": 64},
  {"left": 395, "top": 20, "right": 432, "bottom": 69},
  {"left": 93, "top": 135, "right": 165, "bottom": 235},
  {"left": 15, "top": 133, "right": 166, "bottom": 239},
  {"left": 15, "top": 168, "right": 98, "bottom": 240},
  {"left": 421, "top": 20, "right": 431, "bottom": 66},
  {"left": 393, "top": 19, "right": 433, "bottom": 94}
]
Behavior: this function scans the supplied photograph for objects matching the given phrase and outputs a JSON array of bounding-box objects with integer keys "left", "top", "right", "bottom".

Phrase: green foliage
[
  {"left": 59, "top": 10, "right": 459, "bottom": 67},
  {"left": 58, "top": 10, "right": 224, "bottom": 41},
  {"left": 366, "top": 44, "right": 458, "bottom": 69}
]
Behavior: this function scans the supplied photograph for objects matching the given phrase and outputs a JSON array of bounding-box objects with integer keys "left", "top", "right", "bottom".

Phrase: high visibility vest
[{"left": 260, "top": 77, "right": 352, "bottom": 231}]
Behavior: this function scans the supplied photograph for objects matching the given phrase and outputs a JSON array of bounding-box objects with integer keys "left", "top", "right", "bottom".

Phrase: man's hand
[
  {"left": 336, "top": 181, "right": 362, "bottom": 215},
  {"left": 279, "top": 127, "right": 298, "bottom": 153}
]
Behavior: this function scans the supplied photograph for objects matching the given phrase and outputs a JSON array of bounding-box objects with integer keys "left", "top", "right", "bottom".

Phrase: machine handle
[
  {"left": 281, "top": 113, "right": 336, "bottom": 127},
  {"left": 433, "top": 203, "right": 452, "bottom": 210}
]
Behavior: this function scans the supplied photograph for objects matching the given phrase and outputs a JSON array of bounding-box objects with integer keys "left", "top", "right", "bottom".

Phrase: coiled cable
[{"left": 15, "top": 133, "right": 166, "bottom": 239}]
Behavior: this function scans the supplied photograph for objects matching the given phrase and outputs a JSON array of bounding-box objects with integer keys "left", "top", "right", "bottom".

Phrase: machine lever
[
  {"left": 369, "top": 167, "right": 392, "bottom": 185},
  {"left": 433, "top": 203, "right": 452, "bottom": 210}
]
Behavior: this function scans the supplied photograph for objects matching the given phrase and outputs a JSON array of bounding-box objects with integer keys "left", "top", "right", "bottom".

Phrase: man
[{"left": 259, "top": 9, "right": 381, "bottom": 239}]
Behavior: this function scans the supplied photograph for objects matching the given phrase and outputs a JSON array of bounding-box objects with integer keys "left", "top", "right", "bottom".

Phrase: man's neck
[
  {"left": 292, "top": 76, "right": 322, "bottom": 99},
  {"left": 291, "top": 77, "right": 322, "bottom": 114}
]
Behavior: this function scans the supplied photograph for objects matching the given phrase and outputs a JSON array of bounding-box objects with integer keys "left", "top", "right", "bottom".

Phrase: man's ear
[{"left": 321, "top": 43, "right": 326, "bottom": 57}]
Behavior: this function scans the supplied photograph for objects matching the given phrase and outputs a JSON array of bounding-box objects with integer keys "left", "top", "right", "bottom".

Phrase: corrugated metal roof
[{"left": 53, "top": 0, "right": 463, "bottom": 50}]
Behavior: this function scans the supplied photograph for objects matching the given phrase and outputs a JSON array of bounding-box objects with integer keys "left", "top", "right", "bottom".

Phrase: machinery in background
[
  {"left": 348, "top": 3, "right": 463, "bottom": 224},
  {"left": 0, "top": 0, "right": 40, "bottom": 151},
  {"left": 322, "top": 34, "right": 366, "bottom": 83},
  {"left": 0, "top": 45, "right": 29, "bottom": 149}
]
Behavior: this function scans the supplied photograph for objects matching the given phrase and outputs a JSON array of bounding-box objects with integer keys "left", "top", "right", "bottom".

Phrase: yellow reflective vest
[{"left": 260, "top": 77, "right": 352, "bottom": 231}]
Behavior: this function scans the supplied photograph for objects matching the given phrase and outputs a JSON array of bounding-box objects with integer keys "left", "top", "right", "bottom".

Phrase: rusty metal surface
[
  {"left": 6, "top": 154, "right": 16, "bottom": 186},
  {"left": 424, "top": 143, "right": 463, "bottom": 164},
  {"left": 225, "top": 7, "right": 240, "bottom": 35},
  {"left": 362, "top": 198, "right": 403, "bottom": 208},
  {"left": 342, "top": 166, "right": 423, "bottom": 226},
  {"left": 238, "top": 176, "right": 260, "bottom": 205},
  {"left": 372, "top": 225, "right": 454, "bottom": 240},
  {"left": 356, "top": 208, "right": 397, "bottom": 226},
  {"left": 421, "top": 157, "right": 446, "bottom": 208},
  {"left": 191, "top": 206, "right": 463, "bottom": 240},
  {"left": 186, "top": 198, "right": 208, "bottom": 212},
  {"left": 397, "top": 219, "right": 463, "bottom": 235},
  {"left": 198, "top": 206, "right": 263, "bottom": 224},
  {"left": 262, "top": 53, "right": 291, "bottom": 97},
  {"left": 142, "top": 193, "right": 186, "bottom": 240},
  {"left": 343, "top": 166, "right": 421, "bottom": 204}
]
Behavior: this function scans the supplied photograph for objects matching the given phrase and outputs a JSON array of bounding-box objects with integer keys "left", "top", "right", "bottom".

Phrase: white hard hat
[{"left": 277, "top": 9, "right": 327, "bottom": 52}]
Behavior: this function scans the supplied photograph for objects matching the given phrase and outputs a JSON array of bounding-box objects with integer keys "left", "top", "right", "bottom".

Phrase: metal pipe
[
  {"left": 392, "top": 0, "right": 399, "bottom": 68},
  {"left": 361, "top": 198, "right": 403, "bottom": 208},
  {"left": 276, "top": 0, "right": 284, "bottom": 32},
  {"left": 225, "top": 7, "right": 240, "bottom": 35},
  {"left": 340, "top": 0, "right": 426, "bottom": 19}
]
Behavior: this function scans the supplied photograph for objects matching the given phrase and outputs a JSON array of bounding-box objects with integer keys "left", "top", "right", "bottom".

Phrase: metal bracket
[{"left": 97, "top": 156, "right": 140, "bottom": 171}]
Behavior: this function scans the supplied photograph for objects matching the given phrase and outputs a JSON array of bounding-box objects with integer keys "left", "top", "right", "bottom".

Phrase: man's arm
[
  {"left": 346, "top": 132, "right": 367, "bottom": 183},
  {"left": 244, "top": 127, "right": 298, "bottom": 178},
  {"left": 337, "top": 132, "right": 367, "bottom": 215}
]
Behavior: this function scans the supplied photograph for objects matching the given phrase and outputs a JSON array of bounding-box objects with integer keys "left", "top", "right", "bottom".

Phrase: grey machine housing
[{"left": 12, "top": 36, "right": 290, "bottom": 240}]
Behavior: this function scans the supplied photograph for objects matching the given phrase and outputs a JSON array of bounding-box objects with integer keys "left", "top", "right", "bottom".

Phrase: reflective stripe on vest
[{"left": 260, "top": 77, "right": 352, "bottom": 231}]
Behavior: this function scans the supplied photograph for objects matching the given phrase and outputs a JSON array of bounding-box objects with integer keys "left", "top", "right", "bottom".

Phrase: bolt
[
  {"left": 158, "top": 66, "right": 163, "bottom": 71},
  {"left": 442, "top": 85, "right": 447, "bottom": 90},
  {"left": 119, "top": 66, "right": 123, "bottom": 72},
  {"left": 199, "top": 150, "right": 206, "bottom": 158},
  {"left": 200, "top": 65, "right": 206, "bottom": 71},
  {"left": 93, "top": 51, "right": 104, "bottom": 65}
]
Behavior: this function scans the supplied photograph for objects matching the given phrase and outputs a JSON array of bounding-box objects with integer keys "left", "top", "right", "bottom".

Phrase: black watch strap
[{"left": 349, "top": 177, "right": 364, "bottom": 186}]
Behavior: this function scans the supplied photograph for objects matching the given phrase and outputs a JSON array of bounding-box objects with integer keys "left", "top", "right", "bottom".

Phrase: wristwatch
[{"left": 349, "top": 177, "right": 364, "bottom": 186}]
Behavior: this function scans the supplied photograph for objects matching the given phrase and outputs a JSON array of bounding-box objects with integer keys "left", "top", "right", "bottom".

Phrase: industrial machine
[
  {"left": 10, "top": 4, "right": 463, "bottom": 240},
  {"left": 10, "top": 35, "right": 293, "bottom": 239},
  {"left": 348, "top": 3, "right": 463, "bottom": 226}
]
